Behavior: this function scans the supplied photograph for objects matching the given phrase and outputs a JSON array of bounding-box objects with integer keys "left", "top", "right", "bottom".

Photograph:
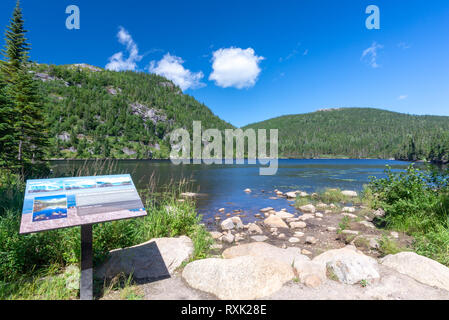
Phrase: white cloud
[
  {"left": 106, "top": 27, "right": 142, "bottom": 71},
  {"left": 209, "top": 47, "right": 264, "bottom": 89},
  {"left": 398, "top": 95, "right": 408, "bottom": 100},
  {"left": 361, "top": 41, "right": 383, "bottom": 68},
  {"left": 148, "top": 53, "right": 205, "bottom": 91}
]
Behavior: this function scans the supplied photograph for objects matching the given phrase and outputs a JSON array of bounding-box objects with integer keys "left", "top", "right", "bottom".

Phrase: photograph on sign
[{"left": 20, "top": 174, "right": 147, "bottom": 234}]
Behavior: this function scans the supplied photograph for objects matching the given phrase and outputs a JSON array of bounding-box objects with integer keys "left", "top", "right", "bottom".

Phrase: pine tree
[
  {"left": 0, "top": 83, "right": 17, "bottom": 168},
  {"left": 0, "top": 0, "right": 49, "bottom": 175},
  {"left": 0, "top": 0, "right": 30, "bottom": 83}
]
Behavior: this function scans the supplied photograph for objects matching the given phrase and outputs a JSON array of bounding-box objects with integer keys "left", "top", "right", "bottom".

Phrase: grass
[
  {"left": 0, "top": 163, "right": 212, "bottom": 300},
  {"left": 364, "top": 164, "right": 449, "bottom": 265},
  {"left": 377, "top": 236, "right": 408, "bottom": 257}
]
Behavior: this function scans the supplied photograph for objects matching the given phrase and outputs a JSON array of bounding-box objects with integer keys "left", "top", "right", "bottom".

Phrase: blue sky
[{"left": 1, "top": 0, "right": 449, "bottom": 127}]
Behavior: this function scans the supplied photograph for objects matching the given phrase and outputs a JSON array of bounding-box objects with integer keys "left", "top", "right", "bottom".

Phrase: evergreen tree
[
  {"left": 0, "top": 84, "right": 17, "bottom": 168},
  {"left": 0, "top": 1, "right": 29, "bottom": 83},
  {"left": 0, "top": 0, "right": 49, "bottom": 175}
]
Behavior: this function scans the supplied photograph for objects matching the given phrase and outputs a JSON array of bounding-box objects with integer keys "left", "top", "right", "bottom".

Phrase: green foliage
[
  {"left": 366, "top": 165, "right": 449, "bottom": 265},
  {"left": 27, "top": 63, "right": 234, "bottom": 160},
  {"left": 0, "top": 0, "right": 49, "bottom": 175},
  {"left": 244, "top": 108, "right": 449, "bottom": 163}
]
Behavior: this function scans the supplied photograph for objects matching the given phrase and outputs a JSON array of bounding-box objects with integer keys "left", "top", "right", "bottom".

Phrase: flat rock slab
[
  {"left": 381, "top": 252, "right": 449, "bottom": 292},
  {"left": 222, "top": 242, "right": 310, "bottom": 266},
  {"left": 182, "top": 256, "right": 294, "bottom": 300},
  {"left": 268, "top": 264, "right": 449, "bottom": 300},
  {"left": 95, "top": 236, "right": 193, "bottom": 281}
]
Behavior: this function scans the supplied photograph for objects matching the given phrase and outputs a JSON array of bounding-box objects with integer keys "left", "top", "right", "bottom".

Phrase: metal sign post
[
  {"left": 80, "top": 224, "right": 93, "bottom": 300},
  {"left": 19, "top": 174, "right": 147, "bottom": 300}
]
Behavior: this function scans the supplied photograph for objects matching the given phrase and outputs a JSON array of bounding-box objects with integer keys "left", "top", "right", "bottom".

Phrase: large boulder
[
  {"left": 313, "top": 245, "right": 380, "bottom": 285},
  {"left": 264, "top": 215, "right": 289, "bottom": 228},
  {"left": 222, "top": 242, "right": 309, "bottom": 266},
  {"left": 95, "top": 236, "right": 193, "bottom": 280},
  {"left": 182, "top": 256, "right": 294, "bottom": 299},
  {"left": 380, "top": 252, "right": 449, "bottom": 291}
]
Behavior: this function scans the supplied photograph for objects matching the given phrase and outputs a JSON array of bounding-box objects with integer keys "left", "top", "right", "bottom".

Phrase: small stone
[
  {"left": 244, "top": 188, "right": 252, "bottom": 193},
  {"left": 275, "top": 211, "right": 295, "bottom": 219},
  {"left": 254, "top": 213, "right": 262, "bottom": 218},
  {"left": 289, "top": 237, "right": 300, "bottom": 243},
  {"left": 342, "top": 213, "right": 357, "bottom": 219},
  {"left": 299, "top": 214, "right": 314, "bottom": 221},
  {"left": 278, "top": 233, "right": 286, "bottom": 239},
  {"left": 210, "top": 231, "right": 222, "bottom": 239},
  {"left": 290, "top": 221, "right": 307, "bottom": 229},
  {"left": 260, "top": 207, "right": 274, "bottom": 213},
  {"left": 264, "top": 215, "right": 289, "bottom": 228},
  {"left": 222, "top": 232, "right": 235, "bottom": 244},
  {"left": 305, "top": 236, "right": 318, "bottom": 245},
  {"left": 342, "top": 230, "right": 359, "bottom": 235},
  {"left": 251, "top": 235, "right": 269, "bottom": 242},
  {"left": 390, "top": 231, "right": 399, "bottom": 239},
  {"left": 299, "top": 204, "right": 316, "bottom": 213},
  {"left": 231, "top": 217, "right": 244, "bottom": 229},
  {"left": 248, "top": 223, "right": 263, "bottom": 234},
  {"left": 327, "top": 227, "right": 337, "bottom": 232},
  {"left": 211, "top": 243, "right": 223, "bottom": 250},
  {"left": 324, "top": 210, "right": 333, "bottom": 214},
  {"left": 218, "top": 208, "right": 225, "bottom": 212},
  {"left": 220, "top": 218, "right": 235, "bottom": 231},
  {"left": 270, "top": 227, "right": 278, "bottom": 233},
  {"left": 316, "top": 203, "right": 328, "bottom": 209},
  {"left": 302, "top": 249, "right": 312, "bottom": 255},
  {"left": 342, "top": 207, "right": 356, "bottom": 213},
  {"left": 315, "top": 212, "right": 323, "bottom": 218}
]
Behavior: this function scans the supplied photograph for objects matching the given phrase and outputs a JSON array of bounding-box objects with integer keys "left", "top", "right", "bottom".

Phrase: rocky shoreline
[{"left": 95, "top": 188, "right": 449, "bottom": 300}]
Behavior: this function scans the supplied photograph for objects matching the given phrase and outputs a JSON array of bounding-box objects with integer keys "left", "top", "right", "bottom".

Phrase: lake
[{"left": 51, "top": 159, "right": 414, "bottom": 226}]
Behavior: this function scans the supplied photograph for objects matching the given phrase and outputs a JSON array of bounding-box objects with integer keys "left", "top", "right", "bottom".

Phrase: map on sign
[{"left": 20, "top": 174, "right": 147, "bottom": 234}]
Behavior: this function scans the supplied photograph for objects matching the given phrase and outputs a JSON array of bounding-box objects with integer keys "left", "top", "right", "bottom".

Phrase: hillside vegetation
[
  {"left": 31, "top": 63, "right": 234, "bottom": 159},
  {"left": 244, "top": 108, "right": 449, "bottom": 163}
]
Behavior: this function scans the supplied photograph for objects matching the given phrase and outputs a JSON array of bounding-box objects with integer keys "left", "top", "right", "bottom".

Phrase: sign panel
[{"left": 20, "top": 174, "right": 147, "bottom": 234}]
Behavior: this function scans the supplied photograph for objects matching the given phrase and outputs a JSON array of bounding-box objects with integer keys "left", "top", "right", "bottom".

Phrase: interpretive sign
[
  {"left": 19, "top": 174, "right": 147, "bottom": 234},
  {"left": 19, "top": 174, "right": 147, "bottom": 300}
]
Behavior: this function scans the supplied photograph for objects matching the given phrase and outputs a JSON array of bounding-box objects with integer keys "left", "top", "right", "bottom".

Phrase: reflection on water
[{"left": 51, "top": 159, "right": 415, "bottom": 225}]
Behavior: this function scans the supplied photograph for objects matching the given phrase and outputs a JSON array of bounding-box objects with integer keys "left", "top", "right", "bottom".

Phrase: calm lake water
[{"left": 51, "top": 159, "right": 414, "bottom": 226}]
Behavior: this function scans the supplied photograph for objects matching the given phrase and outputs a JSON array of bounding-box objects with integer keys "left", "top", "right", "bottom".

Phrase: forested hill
[
  {"left": 243, "top": 108, "right": 449, "bottom": 163},
  {"left": 31, "top": 63, "right": 234, "bottom": 159}
]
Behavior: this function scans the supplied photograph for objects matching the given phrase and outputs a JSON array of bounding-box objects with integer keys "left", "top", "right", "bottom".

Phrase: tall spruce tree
[
  {"left": 0, "top": 0, "right": 48, "bottom": 175},
  {"left": 0, "top": 83, "right": 17, "bottom": 168}
]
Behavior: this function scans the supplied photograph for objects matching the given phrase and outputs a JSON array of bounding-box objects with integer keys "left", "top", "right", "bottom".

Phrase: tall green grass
[{"left": 365, "top": 164, "right": 449, "bottom": 265}]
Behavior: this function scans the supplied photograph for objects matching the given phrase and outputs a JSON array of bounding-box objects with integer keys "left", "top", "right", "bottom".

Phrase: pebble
[
  {"left": 302, "top": 249, "right": 312, "bottom": 255},
  {"left": 290, "top": 221, "right": 307, "bottom": 229},
  {"left": 305, "top": 236, "right": 318, "bottom": 245},
  {"left": 390, "top": 231, "right": 399, "bottom": 239},
  {"left": 289, "top": 237, "right": 300, "bottom": 243},
  {"left": 315, "top": 212, "right": 324, "bottom": 218},
  {"left": 294, "top": 231, "right": 304, "bottom": 237},
  {"left": 327, "top": 227, "right": 337, "bottom": 232},
  {"left": 251, "top": 235, "right": 269, "bottom": 242}
]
